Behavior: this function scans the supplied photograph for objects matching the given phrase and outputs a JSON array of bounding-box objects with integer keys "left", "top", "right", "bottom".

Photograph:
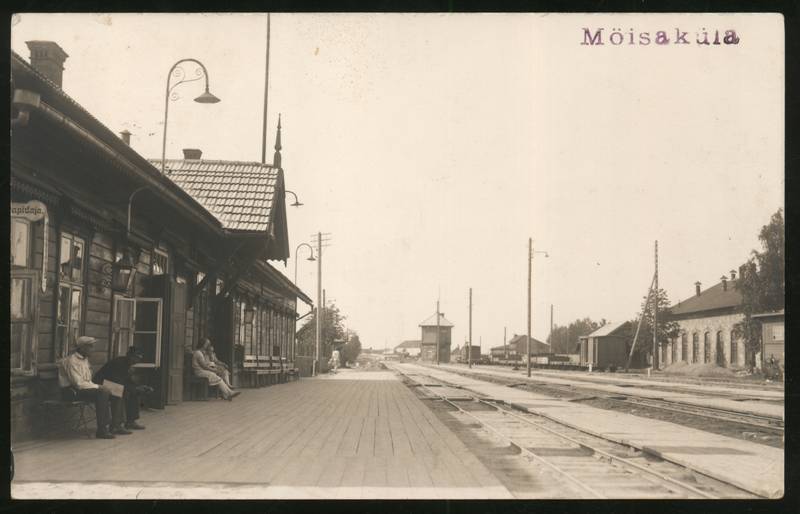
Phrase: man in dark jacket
[{"left": 92, "top": 347, "right": 152, "bottom": 430}]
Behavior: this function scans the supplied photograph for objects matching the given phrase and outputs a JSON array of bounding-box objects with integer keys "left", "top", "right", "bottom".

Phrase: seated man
[
  {"left": 92, "top": 346, "right": 153, "bottom": 430},
  {"left": 205, "top": 342, "right": 234, "bottom": 390},
  {"left": 193, "top": 339, "right": 239, "bottom": 401},
  {"left": 57, "top": 336, "right": 126, "bottom": 439}
]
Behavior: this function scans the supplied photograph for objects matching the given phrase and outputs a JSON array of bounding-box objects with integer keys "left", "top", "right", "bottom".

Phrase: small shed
[
  {"left": 578, "top": 321, "right": 631, "bottom": 369},
  {"left": 753, "top": 310, "right": 784, "bottom": 368}
]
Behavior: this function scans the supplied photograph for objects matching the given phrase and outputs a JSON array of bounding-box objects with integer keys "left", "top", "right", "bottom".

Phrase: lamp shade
[{"left": 194, "top": 89, "right": 221, "bottom": 104}]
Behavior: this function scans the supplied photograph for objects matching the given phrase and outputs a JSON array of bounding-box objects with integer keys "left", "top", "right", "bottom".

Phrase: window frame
[
  {"left": 10, "top": 270, "right": 39, "bottom": 376},
  {"left": 56, "top": 231, "right": 87, "bottom": 359},
  {"left": 11, "top": 218, "right": 32, "bottom": 269},
  {"left": 112, "top": 295, "right": 163, "bottom": 368},
  {"left": 151, "top": 247, "right": 169, "bottom": 277}
]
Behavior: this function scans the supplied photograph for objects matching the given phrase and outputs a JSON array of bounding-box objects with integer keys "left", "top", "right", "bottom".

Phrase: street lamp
[
  {"left": 527, "top": 238, "right": 549, "bottom": 378},
  {"left": 294, "top": 243, "right": 316, "bottom": 284},
  {"left": 285, "top": 190, "right": 303, "bottom": 207},
  {"left": 160, "top": 58, "right": 221, "bottom": 175}
]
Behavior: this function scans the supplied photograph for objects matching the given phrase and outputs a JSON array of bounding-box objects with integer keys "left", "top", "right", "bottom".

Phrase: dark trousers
[
  {"left": 64, "top": 387, "right": 123, "bottom": 433},
  {"left": 124, "top": 389, "right": 140, "bottom": 423}
]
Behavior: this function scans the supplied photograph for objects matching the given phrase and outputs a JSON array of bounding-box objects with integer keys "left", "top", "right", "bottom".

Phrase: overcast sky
[{"left": 12, "top": 13, "right": 783, "bottom": 352}]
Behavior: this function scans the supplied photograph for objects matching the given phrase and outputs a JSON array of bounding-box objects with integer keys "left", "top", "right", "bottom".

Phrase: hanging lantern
[
  {"left": 243, "top": 303, "right": 256, "bottom": 324},
  {"left": 112, "top": 247, "right": 137, "bottom": 292}
]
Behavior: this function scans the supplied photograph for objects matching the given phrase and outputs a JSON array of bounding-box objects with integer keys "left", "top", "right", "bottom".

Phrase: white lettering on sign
[{"left": 11, "top": 201, "right": 47, "bottom": 221}]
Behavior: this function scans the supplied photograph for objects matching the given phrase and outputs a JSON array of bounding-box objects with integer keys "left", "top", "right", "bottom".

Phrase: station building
[
  {"left": 10, "top": 42, "right": 310, "bottom": 440},
  {"left": 665, "top": 271, "right": 746, "bottom": 368}
]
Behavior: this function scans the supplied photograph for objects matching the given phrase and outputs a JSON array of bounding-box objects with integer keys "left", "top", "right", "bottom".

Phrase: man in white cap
[{"left": 58, "top": 336, "right": 126, "bottom": 439}]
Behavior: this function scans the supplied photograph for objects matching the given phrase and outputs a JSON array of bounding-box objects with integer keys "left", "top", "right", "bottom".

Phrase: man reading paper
[{"left": 92, "top": 346, "right": 152, "bottom": 431}]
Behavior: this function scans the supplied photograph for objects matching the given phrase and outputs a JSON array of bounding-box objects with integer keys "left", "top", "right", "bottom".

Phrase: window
[
  {"left": 730, "top": 331, "right": 738, "bottom": 365},
  {"left": 113, "top": 297, "right": 163, "bottom": 367},
  {"left": 772, "top": 325, "right": 784, "bottom": 341},
  {"left": 216, "top": 278, "right": 224, "bottom": 295},
  {"left": 59, "top": 232, "right": 84, "bottom": 283},
  {"left": 681, "top": 333, "right": 688, "bottom": 363},
  {"left": 692, "top": 333, "right": 699, "bottom": 363},
  {"left": 11, "top": 271, "right": 38, "bottom": 374},
  {"left": 56, "top": 232, "right": 86, "bottom": 358},
  {"left": 11, "top": 219, "right": 31, "bottom": 268},
  {"left": 196, "top": 271, "right": 206, "bottom": 285},
  {"left": 703, "top": 332, "right": 711, "bottom": 363},
  {"left": 716, "top": 331, "right": 725, "bottom": 366},
  {"left": 152, "top": 248, "right": 169, "bottom": 276}
]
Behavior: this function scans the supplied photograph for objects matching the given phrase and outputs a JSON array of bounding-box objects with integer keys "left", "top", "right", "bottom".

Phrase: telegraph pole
[
  {"left": 653, "top": 240, "right": 659, "bottom": 371},
  {"left": 435, "top": 300, "right": 440, "bottom": 366},
  {"left": 315, "top": 232, "right": 322, "bottom": 376},
  {"left": 504, "top": 326, "right": 507, "bottom": 361},
  {"left": 527, "top": 238, "right": 532, "bottom": 378},
  {"left": 260, "top": 13, "right": 271, "bottom": 164},
  {"left": 468, "top": 288, "right": 472, "bottom": 368},
  {"left": 550, "top": 304, "right": 554, "bottom": 350}
]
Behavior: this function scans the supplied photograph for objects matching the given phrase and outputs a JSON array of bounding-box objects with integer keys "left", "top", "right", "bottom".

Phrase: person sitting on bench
[
  {"left": 92, "top": 346, "right": 153, "bottom": 430},
  {"left": 193, "top": 339, "right": 239, "bottom": 401},
  {"left": 205, "top": 342, "right": 234, "bottom": 390},
  {"left": 57, "top": 336, "right": 126, "bottom": 439}
]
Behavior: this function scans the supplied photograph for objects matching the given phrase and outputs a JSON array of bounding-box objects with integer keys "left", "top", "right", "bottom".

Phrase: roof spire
[{"left": 273, "top": 114, "right": 282, "bottom": 169}]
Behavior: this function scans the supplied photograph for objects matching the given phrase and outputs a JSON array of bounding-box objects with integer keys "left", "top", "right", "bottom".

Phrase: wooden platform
[{"left": 12, "top": 369, "right": 512, "bottom": 499}]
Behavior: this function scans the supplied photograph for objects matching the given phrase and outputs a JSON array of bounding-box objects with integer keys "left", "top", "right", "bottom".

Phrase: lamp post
[
  {"left": 285, "top": 190, "right": 303, "bottom": 207},
  {"left": 294, "top": 243, "right": 316, "bottom": 284},
  {"left": 527, "top": 238, "right": 549, "bottom": 378},
  {"left": 160, "top": 58, "right": 220, "bottom": 174}
]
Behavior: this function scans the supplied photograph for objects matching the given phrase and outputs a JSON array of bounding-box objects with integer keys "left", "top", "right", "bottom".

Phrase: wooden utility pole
[
  {"left": 550, "top": 304, "right": 554, "bottom": 350},
  {"left": 315, "top": 231, "right": 322, "bottom": 376},
  {"left": 625, "top": 272, "right": 656, "bottom": 371},
  {"left": 260, "top": 13, "right": 271, "bottom": 164},
  {"left": 435, "top": 300, "right": 440, "bottom": 365},
  {"left": 527, "top": 238, "right": 532, "bottom": 378},
  {"left": 468, "top": 288, "right": 472, "bottom": 368},
  {"left": 653, "top": 240, "right": 659, "bottom": 370},
  {"left": 504, "top": 326, "right": 507, "bottom": 361}
]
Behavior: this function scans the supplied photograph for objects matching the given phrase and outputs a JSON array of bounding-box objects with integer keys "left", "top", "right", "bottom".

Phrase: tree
[
  {"left": 736, "top": 209, "right": 785, "bottom": 368},
  {"left": 547, "top": 318, "right": 603, "bottom": 354},
  {"left": 297, "top": 302, "right": 347, "bottom": 363},
  {"left": 341, "top": 331, "right": 363, "bottom": 365},
  {"left": 628, "top": 288, "right": 680, "bottom": 367}
]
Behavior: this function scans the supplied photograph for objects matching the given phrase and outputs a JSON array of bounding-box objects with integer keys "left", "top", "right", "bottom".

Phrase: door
[{"left": 167, "top": 278, "right": 187, "bottom": 404}]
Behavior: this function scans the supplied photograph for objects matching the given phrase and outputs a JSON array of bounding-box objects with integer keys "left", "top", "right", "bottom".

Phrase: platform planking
[
  {"left": 398, "top": 363, "right": 783, "bottom": 499},
  {"left": 12, "top": 368, "right": 513, "bottom": 499}
]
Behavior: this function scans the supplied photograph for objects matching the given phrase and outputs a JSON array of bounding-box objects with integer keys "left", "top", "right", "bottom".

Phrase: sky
[{"left": 11, "top": 13, "right": 784, "bottom": 353}]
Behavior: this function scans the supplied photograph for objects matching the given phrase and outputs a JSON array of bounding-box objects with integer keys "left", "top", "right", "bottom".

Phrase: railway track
[
  {"left": 389, "top": 363, "right": 761, "bottom": 499},
  {"left": 441, "top": 365, "right": 784, "bottom": 436}
]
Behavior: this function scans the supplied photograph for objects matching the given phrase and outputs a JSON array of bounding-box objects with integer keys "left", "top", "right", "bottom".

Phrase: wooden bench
[
  {"left": 241, "top": 356, "right": 283, "bottom": 388},
  {"left": 184, "top": 353, "right": 213, "bottom": 401}
]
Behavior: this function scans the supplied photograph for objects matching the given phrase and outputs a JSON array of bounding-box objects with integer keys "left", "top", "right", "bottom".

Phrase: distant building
[
  {"left": 395, "top": 340, "right": 421, "bottom": 357},
  {"left": 578, "top": 321, "right": 631, "bottom": 368},
  {"left": 753, "top": 310, "right": 784, "bottom": 368},
  {"left": 666, "top": 270, "right": 746, "bottom": 368},
  {"left": 419, "top": 312, "right": 453, "bottom": 363},
  {"left": 490, "top": 334, "right": 549, "bottom": 362},
  {"left": 454, "top": 344, "right": 481, "bottom": 363}
]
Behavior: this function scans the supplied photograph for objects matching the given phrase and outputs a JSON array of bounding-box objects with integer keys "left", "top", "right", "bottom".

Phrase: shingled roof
[
  {"left": 154, "top": 159, "right": 282, "bottom": 233},
  {"left": 669, "top": 280, "right": 743, "bottom": 317}
]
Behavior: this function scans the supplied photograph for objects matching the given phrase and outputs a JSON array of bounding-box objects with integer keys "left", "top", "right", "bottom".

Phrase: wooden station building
[{"left": 10, "top": 42, "right": 311, "bottom": 440}]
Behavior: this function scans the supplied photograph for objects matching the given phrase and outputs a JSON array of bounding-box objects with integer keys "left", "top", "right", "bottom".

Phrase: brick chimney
[
  {"left": 119, "top": 130, "right": 132, "bottom": 145},
  {"left": 720, "top": 275, "right": 728, "bottom": 291},
  {"left": 695, "top": 281, "right": 702, "bottom": 296},
  {"left": 25, "top": 41, "right": 69, "bottom": 88},
  {"left": 182, "top": 148, "right": 202, "bottom": 160}
]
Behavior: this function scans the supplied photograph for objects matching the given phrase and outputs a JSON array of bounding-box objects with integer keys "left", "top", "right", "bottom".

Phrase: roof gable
[
  {"left": 155, "top": 159, "right": 281, "bottom": 233},
  {"left": 419, "top": 313, "right": 454, "bottom": 327},
  {"left": 586, "top": 321, "right": 630, "bottom": 338}
]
